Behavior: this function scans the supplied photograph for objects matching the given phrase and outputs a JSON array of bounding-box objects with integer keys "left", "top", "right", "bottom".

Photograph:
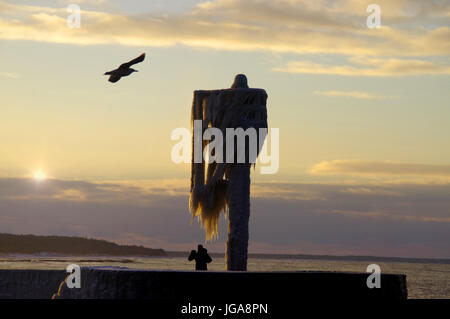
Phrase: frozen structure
[{"left": 189, "top": 74, "right": 268, "bottom": 271}]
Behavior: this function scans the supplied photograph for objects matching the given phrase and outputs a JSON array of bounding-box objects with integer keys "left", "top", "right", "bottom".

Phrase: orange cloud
[
  {"left": 310, "top": 160, "right": 450, "bottom": 177},
  {"left": 274, "top": 57, "right": 450, "bottom": 76},
  {"left": 0, "top": 0, "right": 449, "bottom": 60},
  {"left": 313, "top": 90, "right": 393, "bottom": 99}
]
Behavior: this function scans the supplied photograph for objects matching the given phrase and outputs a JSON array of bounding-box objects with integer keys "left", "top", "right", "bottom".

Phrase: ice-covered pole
[
  {"left": 189, "top": 74, "right": 268, "bottom": 271},
  {"left": 226, "top": 74, "right": 251, "bottom": 271}
]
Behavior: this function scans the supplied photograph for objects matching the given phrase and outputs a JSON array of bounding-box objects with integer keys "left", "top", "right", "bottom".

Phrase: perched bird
[{"left": 104, "top": 53, "right": 146, "bottom": 83}]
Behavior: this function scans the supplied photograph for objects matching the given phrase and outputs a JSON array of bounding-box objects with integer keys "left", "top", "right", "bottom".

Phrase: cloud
[
  {"left": 326, "top": 209, "right": 450, "bottom": 223},
  {"left": 0, "top": 72, "right": 19, "bottom": 78},
  {"left": 313, "top": 90, "right": 392, "bottom": 99},
  {"left": 0, "top": 0, "right": 449, "bottom": 76},
  {"left": 1, "top": 176, "right": 450, "bottom": 257},
  {"left": 0, "top": 177, "right": 189, "bottom": 203},
  {"left": 0, "top": 0, "right": 450, "bottom": 76},
  {"left": 310, "top": 160, "right": 450, "bottom": 177},
  {"left": 195, "top": 0, "right": 450, "bottom": 25},
  {"left": 70, "top": 0, "right": 108, "bottom": 4},
  {"left": 274, "top": 57, "right": 450, "bottom": 76}
]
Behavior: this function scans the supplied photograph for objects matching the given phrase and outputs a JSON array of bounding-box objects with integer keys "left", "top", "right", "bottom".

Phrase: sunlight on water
[{"left": 0, "top": 256, "right": 448, "bottom": 299}]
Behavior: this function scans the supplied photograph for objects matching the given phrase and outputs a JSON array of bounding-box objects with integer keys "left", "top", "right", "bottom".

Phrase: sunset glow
[{"left": 33, "top": 171, "right": 47, "bottom": 181}]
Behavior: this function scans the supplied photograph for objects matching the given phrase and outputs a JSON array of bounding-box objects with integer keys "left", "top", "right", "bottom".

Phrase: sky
[{"left": 0, "top": 0, "right": 449, "bottom": 258}]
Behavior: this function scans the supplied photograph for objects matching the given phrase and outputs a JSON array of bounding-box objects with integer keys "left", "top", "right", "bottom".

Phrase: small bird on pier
[{"left": 104, "top": 53, "right": 146, "bottom": 83}]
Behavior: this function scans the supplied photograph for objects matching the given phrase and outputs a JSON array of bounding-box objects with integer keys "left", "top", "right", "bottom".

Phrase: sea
[{"left": 0, "top": 256, "right": 448, "bottom": 299}]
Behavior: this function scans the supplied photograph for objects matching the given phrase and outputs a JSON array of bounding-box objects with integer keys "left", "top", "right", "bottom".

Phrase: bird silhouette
[{"left": 104, "top": 53, "right": 146, "bottom": 83}]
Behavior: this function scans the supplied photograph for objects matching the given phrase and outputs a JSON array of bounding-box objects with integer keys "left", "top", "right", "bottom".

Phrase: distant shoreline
[
  {"left": 0, "top": 233, "right": 166, "bottom": 257},
  {"left": 2, "top": 232, "right": 448, "bottom": 265},
  {"left": 1, "top": 251, "right": 448, "bottom": 265},
  {"left": 167, "top": 251, "right": 450, "bottom": 265}
]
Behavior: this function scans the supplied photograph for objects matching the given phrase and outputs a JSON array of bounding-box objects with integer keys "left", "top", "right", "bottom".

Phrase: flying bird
[{"left": 104, "top": 53, "right": 146, "bottom": 83}]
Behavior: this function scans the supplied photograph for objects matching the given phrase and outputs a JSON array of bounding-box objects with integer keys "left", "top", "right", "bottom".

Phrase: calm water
[{"left": 0, "top": 256, "right": 448, "bottom": 299}]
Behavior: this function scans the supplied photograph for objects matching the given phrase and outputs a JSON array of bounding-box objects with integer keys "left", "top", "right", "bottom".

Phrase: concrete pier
[{"left": 0, "top": 268, "right": 407, "bottom": 299}]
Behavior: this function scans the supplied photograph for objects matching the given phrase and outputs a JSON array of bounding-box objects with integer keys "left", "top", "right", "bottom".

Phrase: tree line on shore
[{"left": 0, "top": 233, "right": 166, "bottom": 256}]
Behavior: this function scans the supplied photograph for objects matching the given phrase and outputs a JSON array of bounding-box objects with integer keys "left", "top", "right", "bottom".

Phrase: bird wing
[
  {"left": 119, "top": 53, "right": 146, "bottom": 70},
  {"left": 108, "top": 74, "right": 121, "bottom": 83}
]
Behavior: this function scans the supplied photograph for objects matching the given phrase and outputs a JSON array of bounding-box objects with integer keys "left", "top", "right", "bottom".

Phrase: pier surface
[{"left": 0, "top": 268, "right": 407, "bottom": 299}]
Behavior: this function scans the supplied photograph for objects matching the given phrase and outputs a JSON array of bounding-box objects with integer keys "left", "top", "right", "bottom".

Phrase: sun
[{"left": 33, "top": 171, "right": 47, "bottom": 181}]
